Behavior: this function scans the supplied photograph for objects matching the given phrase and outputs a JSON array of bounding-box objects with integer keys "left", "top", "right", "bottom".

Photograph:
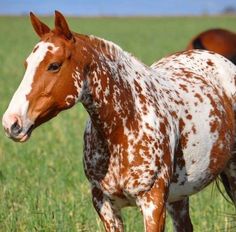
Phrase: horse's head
[{"left": 2, "top": 11, "right": 89, "bottom": 142}]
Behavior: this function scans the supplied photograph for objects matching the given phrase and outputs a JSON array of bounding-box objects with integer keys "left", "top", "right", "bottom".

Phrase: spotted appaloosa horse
[
  {"left": 187, "top": 28, "right": 236, "bottom": 64},
  {"left": 2, "top": 11, "right": 236, "bottom": 232}
]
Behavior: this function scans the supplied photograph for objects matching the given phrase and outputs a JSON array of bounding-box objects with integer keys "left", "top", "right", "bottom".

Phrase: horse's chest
[
  {"left": 84, "top": 141, "right": 162, "bottom": 196},
  {"left": 84, "top": 123, "right": 172, "bottom": 198}
]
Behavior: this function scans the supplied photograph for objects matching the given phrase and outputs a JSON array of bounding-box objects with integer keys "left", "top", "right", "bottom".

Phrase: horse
[
  {"left": 2, "top": 11, "right": 236, "bottom": 232},
  {"left": 187, "top": 28, "right": 236, "bottom": 64}
]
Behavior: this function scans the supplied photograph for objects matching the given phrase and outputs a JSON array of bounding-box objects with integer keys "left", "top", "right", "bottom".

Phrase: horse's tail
[
  {"left": 217, "top": 152, "right": 236, "bottom": 206},
  {"left": 216, "top": 173, "right": 235, "bottom": 205}
]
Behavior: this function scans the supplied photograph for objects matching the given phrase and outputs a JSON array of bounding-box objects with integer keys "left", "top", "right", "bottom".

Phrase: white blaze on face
[{"left": 2, "top": 42, "right": 58, "bottom": 133}]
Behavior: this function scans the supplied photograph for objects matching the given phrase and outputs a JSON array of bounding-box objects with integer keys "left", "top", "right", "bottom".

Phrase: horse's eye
[{"left": 47, "top": 63, "right": 61, "bottom": 72}]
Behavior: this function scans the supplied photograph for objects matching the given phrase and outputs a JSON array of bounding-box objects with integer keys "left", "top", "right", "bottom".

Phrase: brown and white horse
[
  {"left": 187, "top": 28, "right": 236, "bottom": 64},
  {"left": 2, "top": 11, "right": 236, "bottom": 232}
]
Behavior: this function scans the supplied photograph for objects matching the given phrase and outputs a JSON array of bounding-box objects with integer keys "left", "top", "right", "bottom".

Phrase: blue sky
[{"left": 0, "top": 0, "right": 236, "bottom": 16}]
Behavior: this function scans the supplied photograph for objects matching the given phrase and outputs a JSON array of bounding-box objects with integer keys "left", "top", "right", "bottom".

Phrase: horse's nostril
[{"left": 10, "top": 121, "right": 22, "bottom": 136}]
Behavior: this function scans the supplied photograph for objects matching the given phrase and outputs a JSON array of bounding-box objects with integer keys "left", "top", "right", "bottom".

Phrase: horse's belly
[
  {"left": 168, "top": 135, "right": 231, "bottom": 203},
  {"left": 168, "top": 165, "right": 212, "bottom": 203}
]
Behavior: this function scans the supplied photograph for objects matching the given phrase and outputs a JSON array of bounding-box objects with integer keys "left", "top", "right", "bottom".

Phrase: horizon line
[{"left": 0, "top": 12, "right": 236, "bottom": 17}]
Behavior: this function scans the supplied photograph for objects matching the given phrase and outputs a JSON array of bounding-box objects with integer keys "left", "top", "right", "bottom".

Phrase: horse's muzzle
[{"left": 2, "top": 114, "right": 33, "bottom": 142}]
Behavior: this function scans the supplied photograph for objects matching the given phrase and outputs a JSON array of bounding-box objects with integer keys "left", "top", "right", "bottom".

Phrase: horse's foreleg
[
  {"left": 167, "top": 197, "right": 193, "bottom": 232},
  {"left": 91, "top": 186, "right": 124, "bottom": 232},
  {"left": 137, "top": 178, "right": 169, "bottom": 232}
]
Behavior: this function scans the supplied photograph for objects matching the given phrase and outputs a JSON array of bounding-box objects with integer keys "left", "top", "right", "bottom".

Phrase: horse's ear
[
  {"left": 54, "top": 10, "right": 73, "bottom": 40},
  {"left": 30, "top": 12, "right": 50, "bottom": 38}
]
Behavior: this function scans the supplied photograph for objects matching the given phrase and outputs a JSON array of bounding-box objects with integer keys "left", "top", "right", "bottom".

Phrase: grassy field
[{"left": 0, "top": 15, "right": 236, "bottom": 231}]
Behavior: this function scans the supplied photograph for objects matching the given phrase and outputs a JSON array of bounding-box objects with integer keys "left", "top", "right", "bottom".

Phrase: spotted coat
[
  {"left": 2, "top": 12, "right": 236, "bottom": 232},
  {"left": 82, "top": 43, "right": 236, "bottom": 231}
]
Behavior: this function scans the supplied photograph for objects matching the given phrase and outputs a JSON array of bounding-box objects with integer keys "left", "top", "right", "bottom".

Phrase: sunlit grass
[{"left": 0, "top": 15, "right": 235, "bottom": 231}]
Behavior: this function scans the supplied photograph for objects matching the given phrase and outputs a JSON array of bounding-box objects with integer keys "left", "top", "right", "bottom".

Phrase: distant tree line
[{"left": 222, "top": 6, "right": 236, "bottom": 14}]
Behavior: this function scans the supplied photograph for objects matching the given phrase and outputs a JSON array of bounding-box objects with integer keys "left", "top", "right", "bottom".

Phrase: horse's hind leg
[
  {"left": 167, "top": 197, "right": 193, "bottom": 232},
  {"left": 221, "top": 156, "right": 236, "bottom": 205}
]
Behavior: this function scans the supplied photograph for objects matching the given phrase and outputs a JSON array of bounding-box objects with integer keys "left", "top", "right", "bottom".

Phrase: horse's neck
[{"left": 79, "top": 35, "right": 153, "bottom": 137}]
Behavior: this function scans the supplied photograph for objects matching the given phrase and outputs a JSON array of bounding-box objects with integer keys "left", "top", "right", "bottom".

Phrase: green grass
[{"left": 0, "top": 15, "right": 236, "bottom": 231}]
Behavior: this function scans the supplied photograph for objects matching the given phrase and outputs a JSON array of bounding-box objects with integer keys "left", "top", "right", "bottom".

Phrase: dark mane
[{"left": 192, "top": 37, "right": 206, "bottom": 50}]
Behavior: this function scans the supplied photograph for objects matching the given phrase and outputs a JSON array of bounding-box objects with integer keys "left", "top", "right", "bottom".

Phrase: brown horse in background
[{"left": 187, "top": 28, "right": 236, "bottom": 64}]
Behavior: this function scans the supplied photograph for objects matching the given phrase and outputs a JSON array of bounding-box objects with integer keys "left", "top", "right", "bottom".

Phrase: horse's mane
[{"left": 73, "top": 32, "right": 123, "bottom": 62}]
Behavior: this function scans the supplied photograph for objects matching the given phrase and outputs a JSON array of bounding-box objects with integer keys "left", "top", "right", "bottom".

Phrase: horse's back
[
  {"left": 152, "top": 50, "right": 236, "bottom": 99},
  {"left": 151, "top": 50, "right": 236, "bottom": 202}
]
